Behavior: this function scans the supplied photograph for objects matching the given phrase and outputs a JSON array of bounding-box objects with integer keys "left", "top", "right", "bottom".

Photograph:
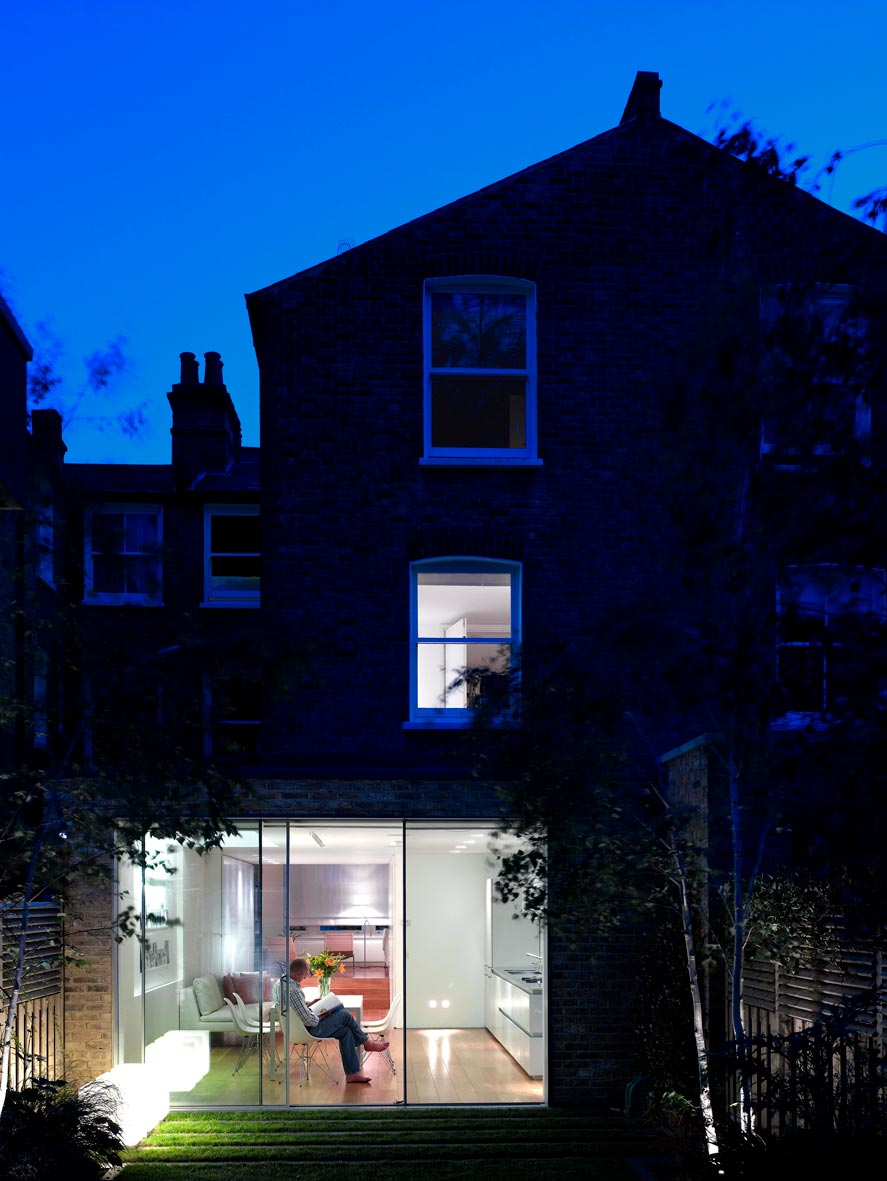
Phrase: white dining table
[{"left": 303, "top": 988, "right": 363, "bottom": 1027}]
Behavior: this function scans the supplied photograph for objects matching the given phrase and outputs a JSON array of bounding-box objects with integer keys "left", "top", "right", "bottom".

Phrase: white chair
[
  {"left": 360, "top": 992, "right": 401, "bottom": 1075},
  {"left": 271, "top": 1004, "right": 340, "bottom": 1086},
  {"left": 223, "top": 997, "right": 274, "bottom": 1076}
]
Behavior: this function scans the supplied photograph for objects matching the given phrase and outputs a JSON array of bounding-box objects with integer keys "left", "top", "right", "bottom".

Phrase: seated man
[{"left": 273, "top": 957, "right": 389, "bottom": 1084}]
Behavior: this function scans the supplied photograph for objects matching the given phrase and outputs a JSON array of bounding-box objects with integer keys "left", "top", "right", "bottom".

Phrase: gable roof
[{"left": 246, "top": 70, "right": 887, "bottom": 307}]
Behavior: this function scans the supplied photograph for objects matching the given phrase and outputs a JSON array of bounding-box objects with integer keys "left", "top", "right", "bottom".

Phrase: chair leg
[
  {"left": 232, "top": 1033, "right": 256, "bottom": 1075},
  {"left": 307, "top": 1041, "right": 339, "bottom": 1084},
  {"left": 288, "top": 1042, "right": 311, "bottom": 1086}
]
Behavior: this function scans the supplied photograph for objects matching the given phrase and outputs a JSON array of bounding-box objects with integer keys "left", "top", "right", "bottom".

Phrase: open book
[{"left": 312, "top": 991, "right": 343, "bottom": 1016}]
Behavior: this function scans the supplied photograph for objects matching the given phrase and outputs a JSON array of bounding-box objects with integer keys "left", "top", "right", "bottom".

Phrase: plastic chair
[
  {"left": 360, "top": 992, "right": 401, "bottom": 1075},
  {"left": 223, "top": 997, "right": 274, "bottom": 1075},
  {"left": 271, "top": 1004, "right": 340, "bottom": 1086}
]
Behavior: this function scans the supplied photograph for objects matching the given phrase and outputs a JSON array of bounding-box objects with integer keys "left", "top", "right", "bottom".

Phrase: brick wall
[{"left": 62, "top": 875, "right": 115, "bottom": 1084}]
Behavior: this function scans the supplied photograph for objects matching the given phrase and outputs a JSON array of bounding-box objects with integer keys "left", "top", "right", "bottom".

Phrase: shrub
[{"left": 0, "top": 1078, "right": 123, "bottom": 1180}]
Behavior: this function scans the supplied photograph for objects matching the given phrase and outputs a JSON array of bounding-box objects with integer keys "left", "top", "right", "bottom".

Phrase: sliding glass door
[{"left": 117, "top": 818, "right": 543, "bottom": 1106}]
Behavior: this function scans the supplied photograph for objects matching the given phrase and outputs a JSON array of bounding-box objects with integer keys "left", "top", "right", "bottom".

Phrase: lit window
[
  {"left": 84, "top": 506, "right": 162, "bottom": 605},
  {"left": 409, "top": 558, "right": 520, "bottom": 725},
  {"left": 423, "top": 277, "right": 537, "bottom": 464},
  {"left": 776, "top": 564, "right": 886, "bottom": 723},
  {"left": 203, "top": 506, "right": 260, "bottom": 606},
  {"left": 761, "top": 283, "right": 871, "bottom": 461}
]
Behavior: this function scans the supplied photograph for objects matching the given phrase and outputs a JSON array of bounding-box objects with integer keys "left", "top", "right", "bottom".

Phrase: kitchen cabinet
[
  {"left": 354, "top": 934, "right": 386, "bottom": 966},
  {"left": 485, "top": 968, "right": 543, "bottom": 1079}
]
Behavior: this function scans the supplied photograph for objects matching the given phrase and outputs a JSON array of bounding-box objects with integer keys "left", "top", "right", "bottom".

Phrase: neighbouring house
[
  {"left": 1, "top": 294, "right": 68, "bottom": 1089},
  {"left": 4, "top": 70, "right": 887, "bottom": 1118}
]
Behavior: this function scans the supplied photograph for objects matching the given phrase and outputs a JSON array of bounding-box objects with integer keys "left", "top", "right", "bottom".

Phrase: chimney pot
[
  {"left": 204, "top": 351, "right": 223, "bottom": 384},
  {"left": 179, "top": 352, "right": 199, "bottom": 383}
]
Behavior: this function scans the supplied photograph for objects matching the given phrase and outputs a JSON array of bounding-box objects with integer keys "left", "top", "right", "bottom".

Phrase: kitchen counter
[
  {"left": 485, "top": 966, "right": 544, "bottom": 1078},
  {"left": 492, "top": 966, "right": 543, "bottom": 995}
]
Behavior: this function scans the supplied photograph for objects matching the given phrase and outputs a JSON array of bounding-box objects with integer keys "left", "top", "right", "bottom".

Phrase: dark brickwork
[
  {"left": 12, "top": 75, "right": 887, "bottom": 1106},
  {"left": 243, "top": 93, "right": 887, "bottom": 1106}
]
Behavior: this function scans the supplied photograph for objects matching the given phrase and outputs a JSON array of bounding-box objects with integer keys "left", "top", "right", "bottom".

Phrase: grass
[{"left": 121, "top": 1106, "right": 666, "bottom": 1180}]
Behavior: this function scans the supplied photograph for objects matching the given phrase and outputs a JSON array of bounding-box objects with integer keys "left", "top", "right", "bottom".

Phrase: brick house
[{"left": 5, "top": 70, "right": 887, "bottom": 1114}]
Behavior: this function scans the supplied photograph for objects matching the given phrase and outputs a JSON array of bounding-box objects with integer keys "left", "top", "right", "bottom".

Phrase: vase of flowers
[{"left": 303, "top": 949, "right": 346, "bottom": 996}]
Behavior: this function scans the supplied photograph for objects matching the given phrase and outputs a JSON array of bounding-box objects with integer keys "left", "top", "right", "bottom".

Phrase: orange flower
[
  {"left": 313, "top": 968, "right": 323, "bottom": 978},
  {"left": 338, "top": 963, "right": 346, "bottom": 973}
]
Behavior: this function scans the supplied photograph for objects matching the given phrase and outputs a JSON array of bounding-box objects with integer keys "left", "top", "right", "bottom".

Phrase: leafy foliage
[
  {"left": 0, "top": 1078, "right": 123, "bottom": 1180},
  {"left": 474, "top": 664, "right": 672, "bottom": 936}
]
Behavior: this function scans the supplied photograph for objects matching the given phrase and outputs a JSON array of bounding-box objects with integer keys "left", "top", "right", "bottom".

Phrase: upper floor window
[
  {"left": 32, "top": 648, "right": 48, "bottom": 751},
  {"left": 84, "top": 506, "right": 162, "bottom": 605},
  {"left": 761, "top": 283, "right": 871, "bottom": 462},
  {"left": 203, "top": 506, "right": 260, "bottom": 606},
  {"left": 36, "top": 501, "right": 54, "bottom": 587},
  {"left": 423, "top": 277, "right": 537, "bottom": 465},
  {"left": 204, "top": 674, "right": 261, "bottom": 756},
  {"left": 409, "top": 557, "right": 520, "bottom": 725},
  {"left": 776, "top": 564, "right": 886, "bottom": 724}
]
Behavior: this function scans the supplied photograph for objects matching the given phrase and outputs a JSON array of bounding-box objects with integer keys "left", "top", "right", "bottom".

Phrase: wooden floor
[{"left": 172, "top": 1027, "right": 543, "bottom": 1107}]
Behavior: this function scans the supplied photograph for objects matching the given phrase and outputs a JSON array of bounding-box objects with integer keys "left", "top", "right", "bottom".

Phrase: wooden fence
[
  {"left": 0, "top": 901, "right": 64, "bottom": 1087},
  {"left": 735, "top": 947, "right": 886, "bottom": 1134}
]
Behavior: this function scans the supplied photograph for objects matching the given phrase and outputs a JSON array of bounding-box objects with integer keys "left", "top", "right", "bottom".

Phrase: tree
[
  {"left": 481, "top": 120, "right": 887, "bottom": 1159},
  {"left": 27, "top": 320, "right": 146, "bottom": 439},
  {"left": 0, "top": 632, "right": 251, "bottom": 1116}
]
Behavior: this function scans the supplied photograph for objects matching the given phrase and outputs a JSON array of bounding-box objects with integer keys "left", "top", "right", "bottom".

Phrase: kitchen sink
[{"left": 501, "top": 968, "right": 543, "bottom": 984}]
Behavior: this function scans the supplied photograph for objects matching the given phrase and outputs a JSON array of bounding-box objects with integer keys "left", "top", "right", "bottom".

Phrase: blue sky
[{"left": 2, "top": 0, "right": 886, "bottom": 463}]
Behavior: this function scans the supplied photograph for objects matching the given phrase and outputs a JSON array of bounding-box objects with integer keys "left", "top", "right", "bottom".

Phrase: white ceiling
[{"left": 219, "top": 823, "right": 524, "bottom": 865}]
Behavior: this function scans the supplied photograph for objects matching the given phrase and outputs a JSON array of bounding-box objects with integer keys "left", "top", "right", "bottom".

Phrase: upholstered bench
[{"left": 179, "top": 972, "right": 273, "bottom": 1033}]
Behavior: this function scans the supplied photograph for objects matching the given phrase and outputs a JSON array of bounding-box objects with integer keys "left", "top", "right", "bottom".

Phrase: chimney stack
[
  {"left": 167, "top": 351, "right": 242, "bottom": 489},
  {"left": 620, "top": 71, "right": 662, "bottom": 124}
]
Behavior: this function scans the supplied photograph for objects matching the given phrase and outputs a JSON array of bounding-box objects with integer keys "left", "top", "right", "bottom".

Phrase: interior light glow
[
  {"left": 84, "top": 1064, "right": 169, "bottom": 1146},
  {"left": 428, "top": 999, "right": 438, "bottom": 1008},
  {"left": 441, "top": 999, "right": 450, "bottom": 1008}
]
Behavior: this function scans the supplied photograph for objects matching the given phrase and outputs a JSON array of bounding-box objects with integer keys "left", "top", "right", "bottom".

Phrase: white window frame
[
  {"left": 421, "top": 276, "right": 539, "bottom": 466},
  {"left": 775, "top": 563, "right": 886, "bottom": 728},
  {"left": 83, "top": 504, "right": 163, "bottom": 606},
  {"left": 760, "top": 282, "right": 871, "bottom": 462},
  {"left": 202, "top": 504, "right": 261, "bottom": 607},
  {"left": 406, "top": 556, "right": 521, "bottom": 727}
]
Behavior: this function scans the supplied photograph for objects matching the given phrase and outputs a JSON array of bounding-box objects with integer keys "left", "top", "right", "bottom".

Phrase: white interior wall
[
  {"left": 222, "top": 856, "right": 255, "bottom": 971},
  {"left": 390, "top": 848, "right": 403, "bottom": 1028},
  {"left": 417, "top": 641, "right": 445, "bottom": 708},
  {"left": 490, "top": 888, "right": 542, "bottom": 968},
  {"left": 405, "top": 851, "right": 488, "bottom": 1028}
]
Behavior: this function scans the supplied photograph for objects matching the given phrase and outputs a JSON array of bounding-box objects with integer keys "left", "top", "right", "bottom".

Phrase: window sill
[
  {"left": 403, "top": 719, "right": 473, "bottom": 730},
  {"left": 81, "top": 597, "right": 164, "bottom": 607},
  {"left": 420, "top": 456, "right": 543, "bottom": 468},
  {"left": 403, "top": 714, "right": 520, "bottom": 731},
  {"left": 200, "top": 600, "right": 261, "bottom": 609}
]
